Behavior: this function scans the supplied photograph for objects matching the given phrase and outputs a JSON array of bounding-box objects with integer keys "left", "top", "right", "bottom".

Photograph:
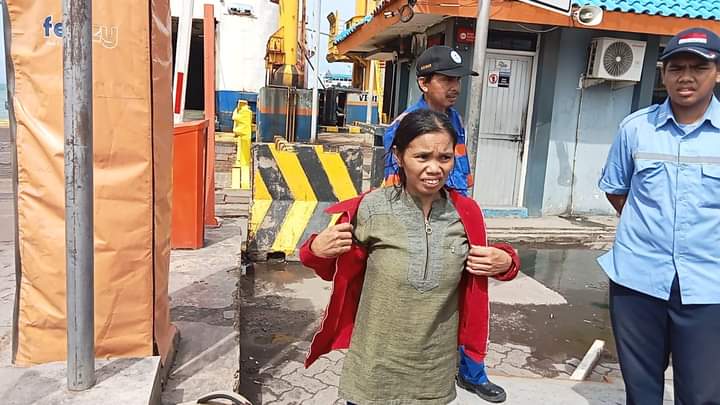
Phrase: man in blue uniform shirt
[
  {"left": 598, "top": 27, "right": 720, "bottom": 405},
  {"left": 383, "top": 46, "right": 475, "bottom": 196}
]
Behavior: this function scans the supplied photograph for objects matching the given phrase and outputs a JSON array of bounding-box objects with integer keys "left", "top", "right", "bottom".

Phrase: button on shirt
[
  {"left": 383, "top": 97, "right": 473, "bottom": 195},
  {"left": 598, "top": 97, "right": 720, "bottom": 304}
]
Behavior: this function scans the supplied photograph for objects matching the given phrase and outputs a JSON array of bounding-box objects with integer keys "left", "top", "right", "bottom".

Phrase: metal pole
[
  {"left": 310, "top": 0, "right": 322, "bottom": 142},
  {"left": 464, "top": 0, "right": 491, "bottom": 197},
  {"left": 366, "top": 61, "right": 375, "bottom": 124},
  {"left": 203, "top": 4, "right": 219, "bottom": 227},
  {"left": 63, "top": 0, "right": 95, "bottom": 391}
]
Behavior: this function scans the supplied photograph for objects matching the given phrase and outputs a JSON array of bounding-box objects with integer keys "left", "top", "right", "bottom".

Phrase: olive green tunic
[{"left": 339, "top": 188, "right": 470, "bottom": 405}]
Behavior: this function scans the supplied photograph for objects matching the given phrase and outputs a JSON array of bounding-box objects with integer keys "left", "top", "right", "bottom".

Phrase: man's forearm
[{"left": 606, "top": 193, "right": 628, "bottom": 215}]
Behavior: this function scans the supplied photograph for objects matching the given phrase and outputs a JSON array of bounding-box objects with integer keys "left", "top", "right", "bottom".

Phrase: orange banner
[{"left": 7, "top": 0, "right": 175, "bottom": 365}]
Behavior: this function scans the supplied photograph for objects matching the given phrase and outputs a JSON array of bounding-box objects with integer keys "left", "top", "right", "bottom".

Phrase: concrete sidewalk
[
  {"left": 486, "top": 215, "right": 617, "bottom": 248},
  {"left": 160, "top": 218, "right": 247, "bottom": 405},
  {"left": 456, "top": 374, "right": 673, "bottom": 405},
  {"left": 250, "top": 349, "right": 673, "bottom": 404},
  {"left": 1, "top": 357, "right": 162, "bottom": 405}
]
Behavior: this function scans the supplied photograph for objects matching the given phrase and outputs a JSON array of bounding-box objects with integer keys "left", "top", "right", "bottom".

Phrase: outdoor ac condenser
[{"left": 586, "top": 37, "right": 647, "bottom": 82}]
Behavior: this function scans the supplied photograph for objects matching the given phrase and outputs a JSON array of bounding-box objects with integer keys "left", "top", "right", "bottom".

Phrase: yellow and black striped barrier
[
  {"left": 318, "top": 125, "right": 362, "bottom": 134},
  {"left": 248, "top": 142, "right": 381, "bottom": 261}
]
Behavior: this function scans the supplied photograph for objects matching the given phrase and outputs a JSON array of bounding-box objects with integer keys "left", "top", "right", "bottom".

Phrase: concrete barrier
[{"left": 247, "top": 142, "right": 384, "bottom": 261}]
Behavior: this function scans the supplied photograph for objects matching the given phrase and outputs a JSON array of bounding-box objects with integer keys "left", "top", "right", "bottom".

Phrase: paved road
[
  {"left": 239, "top": 258, "right": 633, "bottom": 405},
  {"left": 0, "top": 126, "right": 15, "bottom": 366}
]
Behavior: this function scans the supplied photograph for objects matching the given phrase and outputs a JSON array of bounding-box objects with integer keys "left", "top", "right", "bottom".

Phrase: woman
[{"left": 299, "top": 109, "right": 520, "bottom": 404}]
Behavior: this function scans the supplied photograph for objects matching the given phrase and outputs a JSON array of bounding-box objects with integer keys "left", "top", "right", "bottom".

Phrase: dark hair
[
  {"left": 416, "top": 74, "right": 433, "bottom": 93},
  {"left": 388, "top": 109, "right": 458, "bottom": 194}
]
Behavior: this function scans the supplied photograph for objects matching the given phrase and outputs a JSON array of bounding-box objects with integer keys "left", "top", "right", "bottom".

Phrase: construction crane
[
  {"left": 326, "top": 0, "right": 385, "bottom": 122},
  {"left": 265, "top": 0, "right": 307, "bottom": 87}
]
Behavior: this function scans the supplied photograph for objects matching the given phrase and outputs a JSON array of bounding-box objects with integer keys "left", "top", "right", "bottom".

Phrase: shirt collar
[
  {"left": 417, "top": 96, "right": 459, "bottom": 118},
  {"left": 399, "top": 188, "right": 448, "bottom": 213},
  {"left": 656, "top": 96, "right": 720, "bottom": 130}
]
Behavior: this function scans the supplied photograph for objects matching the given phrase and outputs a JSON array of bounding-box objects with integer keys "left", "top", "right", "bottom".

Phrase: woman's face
[{"left": 395, "top": 130, "right": 455, "bottom": 199}]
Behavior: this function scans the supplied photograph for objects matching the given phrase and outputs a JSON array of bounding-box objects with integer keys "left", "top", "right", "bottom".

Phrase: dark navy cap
[
  {"left": 416, "top": 46, "right": 479, "bottom": 77},
  {"left": 660, "top": 28, "right": 720, "bottom": 61}
]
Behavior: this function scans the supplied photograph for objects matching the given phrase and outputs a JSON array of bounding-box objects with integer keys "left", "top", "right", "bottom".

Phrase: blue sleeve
[
  {"left": 455, "top": 122, "right": 470, "bottom": 177},
  {"left": 599, "top": 126, "right": 634, "bottom": 195},
  {"left": 383, "top": 120, "right": 399, "bottom": 152},
  {"left": 383, "top": 120, "right": 400, "bottom": 179}
]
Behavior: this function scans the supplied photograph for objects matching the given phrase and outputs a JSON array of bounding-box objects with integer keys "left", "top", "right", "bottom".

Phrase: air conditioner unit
[{"left": 586, "top": 37, "right": 646, "bottom": 82}]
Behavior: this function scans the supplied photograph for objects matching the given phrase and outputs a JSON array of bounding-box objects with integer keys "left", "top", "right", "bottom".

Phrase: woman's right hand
[{"left": 310, "top": 223, "right": 354, "bottom": 258}]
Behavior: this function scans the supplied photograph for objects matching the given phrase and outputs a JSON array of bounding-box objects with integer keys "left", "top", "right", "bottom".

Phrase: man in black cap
[
  {"left": 382, "top": 46, "right": 508, "bottom": 403},
  {"left": 598, "top": 27, "right": 720, "bottom": 404},
  {"left": 383, "top": 45, "right": 477, "bottom": 196}
]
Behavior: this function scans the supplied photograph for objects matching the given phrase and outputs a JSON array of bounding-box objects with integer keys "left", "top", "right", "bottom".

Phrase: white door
[{"left": 473, "top": 52, "right": 534, "bottom": 207}]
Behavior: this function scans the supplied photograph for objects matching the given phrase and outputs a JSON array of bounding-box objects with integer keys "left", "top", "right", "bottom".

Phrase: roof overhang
[
  {"left": 337, "top": 10, "right": 447, "bottom": 58},
  {"left": 337, "top": 0, "right": 720, "bottom": 56}
]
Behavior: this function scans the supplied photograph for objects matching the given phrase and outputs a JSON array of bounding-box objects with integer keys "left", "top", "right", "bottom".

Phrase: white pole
[
  {"left": 366, "top": 61, "right": 375, "bottom": 124},
  {"left": 173, "top": 0, "right": 194, "bottom": 123},
  {"left": 310, "top": 0, "right": 322, "bottom": 142}
]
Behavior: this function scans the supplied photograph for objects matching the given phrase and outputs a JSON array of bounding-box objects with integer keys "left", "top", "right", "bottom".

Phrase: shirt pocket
[
  {"left": 439, "top": 237, "right": 469, "bottom": 286},
  {"left": 632, "top": 160, "right": 665, "bottom": 196},
  {"left": 449, "top": 238, "right": 469, "bottom": 258},
  {"left": 700, "top": 164, "right": 720, "bottom": 208}
]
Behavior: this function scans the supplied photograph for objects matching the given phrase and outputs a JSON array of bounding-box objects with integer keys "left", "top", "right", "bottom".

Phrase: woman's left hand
[{"left": 465, "top": 246, "right": 512, "bottom": 277}]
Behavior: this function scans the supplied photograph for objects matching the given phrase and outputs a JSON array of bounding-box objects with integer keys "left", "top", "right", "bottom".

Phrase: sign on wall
[
  {"left": 518, "top": 0, "right": 572, "bottom": 15},
  {"left": 488, "top": 71, "right": 499, "bottom": 88},
  {"left": 456, "top": 26, "right": 475, "bottom": 44}
]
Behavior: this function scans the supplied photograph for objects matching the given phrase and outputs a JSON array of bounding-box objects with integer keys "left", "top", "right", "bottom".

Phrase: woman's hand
[
  {"left": 465, "top": 246, "right": 512, "bottom": 277},
  {"left": 310, "top": 223, "right": 354, "bottom": 258}
]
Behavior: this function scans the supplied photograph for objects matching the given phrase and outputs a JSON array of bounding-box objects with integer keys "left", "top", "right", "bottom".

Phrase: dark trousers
[{"left": 610, "top": 277, "right": 720, "bottom": 405}]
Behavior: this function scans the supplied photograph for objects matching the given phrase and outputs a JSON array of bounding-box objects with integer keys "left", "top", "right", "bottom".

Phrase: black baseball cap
[
  {"left": 660, "top": 28, "right": 720, "bottom": 61},
  {"left": 416, "top": 46, "right": 479, "bottom": 77}
]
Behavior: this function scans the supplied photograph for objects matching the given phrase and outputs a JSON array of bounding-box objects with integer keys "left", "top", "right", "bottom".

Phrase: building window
[{"left": 487, "top": 30, "right": 537, "bottom": 52}]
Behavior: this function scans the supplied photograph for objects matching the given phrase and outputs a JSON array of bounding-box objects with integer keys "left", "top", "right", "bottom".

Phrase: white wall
[{"left": 170, "top": 0, "right": 279, "bottom": 93}]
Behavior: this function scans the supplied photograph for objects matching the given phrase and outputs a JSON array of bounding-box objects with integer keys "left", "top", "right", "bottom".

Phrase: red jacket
[{"left": 299, "top": 189, "right": 520, "bottom": 368}]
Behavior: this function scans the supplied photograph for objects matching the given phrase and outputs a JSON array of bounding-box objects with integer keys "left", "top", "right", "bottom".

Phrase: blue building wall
[
  {"left": 385, "top": 23, "right": 664, "bottom": 217},
  {"left": 525, "top": 28, "right": 660, "bottom": 216}
]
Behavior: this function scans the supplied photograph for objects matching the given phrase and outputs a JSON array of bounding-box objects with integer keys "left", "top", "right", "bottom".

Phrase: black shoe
[{"left": 456, "top": 374, "right": 507, "bottom": 403}]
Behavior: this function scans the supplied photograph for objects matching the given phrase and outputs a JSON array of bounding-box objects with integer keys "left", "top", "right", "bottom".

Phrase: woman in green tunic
[{"left": 309, "top": 109, "right": 514, "bottom": 404}]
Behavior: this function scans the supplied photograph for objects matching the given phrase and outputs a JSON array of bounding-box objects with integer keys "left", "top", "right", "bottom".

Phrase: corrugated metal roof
[
  {"left": 573, "top": 0, "right": 719, "bottom": 20},
  {"left": 333, "top": 0, "right": 400, "bottom": 45},
  {"left": 334, "top": 15, "right": 372, "bottom": 44}
]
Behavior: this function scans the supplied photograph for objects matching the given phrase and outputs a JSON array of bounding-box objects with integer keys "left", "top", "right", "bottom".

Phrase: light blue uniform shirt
[{"left": 598, "top": 97, "right": 720, "bottom": 304}]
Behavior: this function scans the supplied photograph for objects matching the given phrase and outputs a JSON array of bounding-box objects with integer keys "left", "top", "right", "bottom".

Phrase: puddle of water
[{"left": 492, "top": 247, "right": 616, "bottom": 369}]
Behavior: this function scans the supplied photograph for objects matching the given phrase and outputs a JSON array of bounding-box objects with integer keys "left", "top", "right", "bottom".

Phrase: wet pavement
[
  {"left": 161, "top": 218, "right": 246, "bottom": 405},
  {"left": 490, "top": 246, "right": 617, "bottom": 378},
  {"left": 239, "top": 262, "right": 327, "bottom": 404},
  {"left": 238, "top": 244, "right": 625, "bottom": 404}
]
